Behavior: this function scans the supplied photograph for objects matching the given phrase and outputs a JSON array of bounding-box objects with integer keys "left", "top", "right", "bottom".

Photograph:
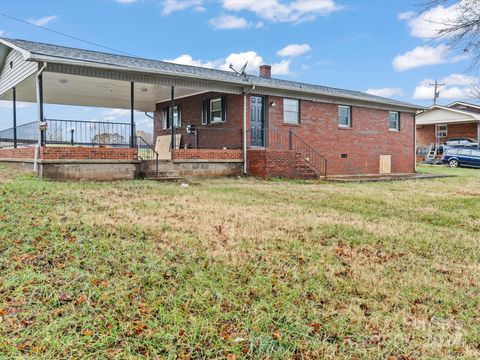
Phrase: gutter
[{"left": 34, "top": 62, "right": 47, "bottom": 173}]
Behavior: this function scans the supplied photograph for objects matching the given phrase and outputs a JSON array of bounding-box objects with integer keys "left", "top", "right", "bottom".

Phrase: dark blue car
[{"left": 442, "top": 146, "right": 480, "bottom": 168}]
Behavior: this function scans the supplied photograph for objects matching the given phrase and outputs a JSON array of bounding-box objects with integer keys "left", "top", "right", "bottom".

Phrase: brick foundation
[
  {"left": 0, "top": 147, "right": 35, "bottom": 159},
  {"left": 0, "top": 146, "right": 137, "bottom": 161},
  {"left": 248, "top": 149, "right": 318, "bottom": 179},
  {"left": 173, "top": 149, "right": 242, "bottom": 160}
]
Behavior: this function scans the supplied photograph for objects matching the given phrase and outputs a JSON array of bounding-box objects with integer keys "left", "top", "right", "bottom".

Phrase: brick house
[
  {"left": 154, "top": 64, "right": 419, "bottom": 177},
  {"left": 0, "top": 38, "right": 421, "bottom": 180},
  {"left": 416, "top": 102, "right": 480, "bottom": 149}
]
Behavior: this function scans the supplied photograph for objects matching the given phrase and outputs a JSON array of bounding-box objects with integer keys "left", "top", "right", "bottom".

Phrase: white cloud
[
  {"left": 441, "top": 73, "right": 477, "bottom": 86},
  {"left": 28, "top": 15, "right": 58, "bottom": 27},
  {"left": 271, "top": 59, "right": 291, "bottom": 75},
  {"left": 0, "top": 101, "right": 32, "bottom": 109},
  {"left": 209, "top": 15, "right": 249, "bottom": 29},
  {"left": 392, "top": 44, "right": 467, "bottom": 72},
  {"left": 412, "top": 73, "right": 478, "bottom": 100},
  {"left": 398, "top": 4, "right": 463, "bottom": 40},
  {"left": 365, "top": 88, "right": 403, "bottom": 98},
  {"left": 115, "top": 0, "right": 139, "bottom": 3},
  {"left": 166, "top": 50, "right": 291, "bottom": 76},
  {"left": 162, "top": 0, "right": 204, "bottom": 15},
  {"left": 220, "top": 0, "right": 340, "bottom": 23},
  {"left": 276, "top": 43, "right": 311, "bottom": 57},
  {"left": 164, "top": 54, "right": 221, "bottom": 68},
  {"left": 101, "top": 108, "right": 131, "bottom": 121}
]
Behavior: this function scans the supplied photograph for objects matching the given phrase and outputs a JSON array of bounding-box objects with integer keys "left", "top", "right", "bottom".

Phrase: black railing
[
  {"left": 0, "top": 121, "right": 38, "bottom": 147},
  {"left": 135, "top": 136, "right": 158, "bottom": 175},
  {"left": 158, "top": 127, "right": 244, "bottom": 149},
  {"left": 248, "top": 127, "right": 328, "bottom": 177},
  {"left": 46, "top": 119, "right": 132, "bottom": 147},
  {"left": 0, "top": 119, "right": 133, "bottom": 147}
]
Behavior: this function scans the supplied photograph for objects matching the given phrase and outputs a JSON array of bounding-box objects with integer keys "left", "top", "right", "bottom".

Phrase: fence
[{"left": 0, "top": 119, "right": 133, "bottom": 147}]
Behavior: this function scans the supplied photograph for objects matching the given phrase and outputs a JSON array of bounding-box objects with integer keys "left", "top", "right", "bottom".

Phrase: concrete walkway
[{"left": 325, "top": 173, "right": 453, "bottom": 183}]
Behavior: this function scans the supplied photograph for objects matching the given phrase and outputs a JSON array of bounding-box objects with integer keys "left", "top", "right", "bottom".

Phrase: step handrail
[
  {"left": 135, "top": 136, "right": 159, "bottom": 175},
  {"left": 288, "top": 130, "right": 328, "bottom": 177}
]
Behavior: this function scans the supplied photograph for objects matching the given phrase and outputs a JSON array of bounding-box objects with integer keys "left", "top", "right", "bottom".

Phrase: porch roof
[{"left": 0, "top": 38, "right": 423, "bottom": 112}]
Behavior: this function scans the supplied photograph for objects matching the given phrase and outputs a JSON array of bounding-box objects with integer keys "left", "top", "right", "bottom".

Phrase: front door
[{"left": 250, "top": 96, "right": 265, "bottom": 147}]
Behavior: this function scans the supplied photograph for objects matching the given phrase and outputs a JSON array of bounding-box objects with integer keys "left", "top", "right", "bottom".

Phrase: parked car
[
  {"left": 445, "top": 138, "right": 478, "bottom": 147},
  {"left": 442, "top": 146, "right": 480, "bottom": 168}
]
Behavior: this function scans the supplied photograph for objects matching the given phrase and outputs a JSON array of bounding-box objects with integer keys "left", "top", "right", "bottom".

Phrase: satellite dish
[
  {"left": 229, "top": 62, "right": 249, "bottom": 79},
  {"left": 239, "top": 61, "right": 248, "bottom": 75}
]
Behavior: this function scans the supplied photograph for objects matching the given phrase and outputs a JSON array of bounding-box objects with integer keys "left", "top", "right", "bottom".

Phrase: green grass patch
[{"left": 0, "top": 164, "right": 479, "bottom": 358}]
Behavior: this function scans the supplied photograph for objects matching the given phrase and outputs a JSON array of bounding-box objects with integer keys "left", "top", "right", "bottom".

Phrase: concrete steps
[{"left": 139, "top": 160, "right": 185, "bottom": 181}]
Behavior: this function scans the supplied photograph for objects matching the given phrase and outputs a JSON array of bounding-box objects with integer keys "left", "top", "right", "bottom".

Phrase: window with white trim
[
  {"left": 210, "top": 98, "right": 223, "bottom": 123},
  {"left": 436, "top": 124, "right": 447, "bottom": 138},
  {"left": 283, "top": 99, "right": 300, "bottom": 124},
  {"left": 388, "top": 111, "right": 400, "bottom": 130},
  {"left": 202, "top": 97, "right": 227, "bottom": 124},
  {"left": 338, "top": 105, "right": 351, "bottom": 127}
]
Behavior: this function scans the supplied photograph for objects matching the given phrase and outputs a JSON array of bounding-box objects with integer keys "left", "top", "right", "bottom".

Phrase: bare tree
[{"left": 421, "top": 0, "right": 480, "bottom": 71}]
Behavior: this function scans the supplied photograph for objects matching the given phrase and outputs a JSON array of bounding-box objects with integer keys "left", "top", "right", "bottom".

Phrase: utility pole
[{"left": 429, "top": 80, "right": 445, "bottom": 105}]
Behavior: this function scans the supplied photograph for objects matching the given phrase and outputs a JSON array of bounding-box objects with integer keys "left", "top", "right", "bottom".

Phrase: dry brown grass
[{"left": 0, "top": 164, "right": 479, "bottom": 359}]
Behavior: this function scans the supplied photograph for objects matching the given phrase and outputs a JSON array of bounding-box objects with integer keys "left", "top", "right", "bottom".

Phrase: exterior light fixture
[{"left": 270, "top": 101, "right": 276, "bottom": 107}]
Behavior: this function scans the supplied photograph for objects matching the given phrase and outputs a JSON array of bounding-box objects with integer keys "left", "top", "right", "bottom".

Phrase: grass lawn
[{"left": 0, "top": 164, "right": 479, "bottom": 359}]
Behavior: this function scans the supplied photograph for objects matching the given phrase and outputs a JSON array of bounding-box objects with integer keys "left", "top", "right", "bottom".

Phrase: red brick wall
[
  {"left": 154, "top": 92, "right": 245, "bottom": 149},
  {"left": 155, "top": 92, "right": 416, "bottom": 176},
  {"left": 0, "top": 147, "right": 137, "bottom": 160},
  {"left": 266, "top": 96, "right": 415, "bottom": 175},
  {"left": 0, "top": 147, "right": 35, "bottom": 159},
  {"left": 247, "top": 149, "right": 318, "bottom": 179},
  {"left": 173, "top": 149, "right": 242, "bottom": 160},
  {"left": 40, "top": 147, "right": 137, "bottom": 160},
  {"left": 416, "top": 123, "right": 479, "bottom": 148}
]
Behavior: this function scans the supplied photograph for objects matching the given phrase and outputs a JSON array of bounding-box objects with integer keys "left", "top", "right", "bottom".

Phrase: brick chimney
[{"left": 259, "top": 65, "right": 272, "bottom": 78}]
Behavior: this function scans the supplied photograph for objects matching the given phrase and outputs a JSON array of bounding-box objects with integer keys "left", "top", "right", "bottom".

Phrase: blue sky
[{"left": 0, "top": 0, "right": 475, "bottom": 131}]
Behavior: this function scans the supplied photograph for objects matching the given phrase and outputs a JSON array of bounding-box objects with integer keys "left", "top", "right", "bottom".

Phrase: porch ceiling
[{"left": 0, "top": 72, "right": 207, "bottom": 112}]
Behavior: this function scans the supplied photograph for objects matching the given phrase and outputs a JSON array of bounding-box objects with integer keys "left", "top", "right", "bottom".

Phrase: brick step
[{"left": 292, "top": 153, "right": 320, "bottom": 179}]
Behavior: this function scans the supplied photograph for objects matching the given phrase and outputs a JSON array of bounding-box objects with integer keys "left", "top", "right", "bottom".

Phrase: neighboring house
[
  {"left": 416, "top": 101, "right": 480, "bottom": 148},
  {"left": 0, "top": 38, "right": 421, "bottom": 180}
]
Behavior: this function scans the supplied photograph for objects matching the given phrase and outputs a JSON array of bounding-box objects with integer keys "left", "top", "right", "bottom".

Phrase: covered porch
[{"left": 0, "top": 54, "right": 248, "bottom": 179}]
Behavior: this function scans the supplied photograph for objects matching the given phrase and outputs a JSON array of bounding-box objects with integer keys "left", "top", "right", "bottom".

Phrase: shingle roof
[{"left": 0, "top": 38, "right": 422, "bottom": 110}]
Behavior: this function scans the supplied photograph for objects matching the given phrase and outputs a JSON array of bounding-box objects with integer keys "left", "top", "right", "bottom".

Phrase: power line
[{"left": 0, "top": 11, "right": 135, "bottom": 57}]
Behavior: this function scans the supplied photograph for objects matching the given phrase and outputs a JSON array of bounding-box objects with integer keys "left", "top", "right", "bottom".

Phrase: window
[
  {"left": 338, "top": 105, "right": 351, "bottom": 127},
  {"left": 162, "top": 106, "right": 181, "bottom": 129},
  {"left": 388, "top": 111, "right": 400, "bottom": 130},
  {"left": 210, "top": 98, "right": 223, "bottom": 123},
  {"left": 447, "top": 148, "right": 459, "bottom": 155},
  {"left": 436, "top": 124, "right": 447, "bottom": 138},
  {"left": 284, "top": 99, "right": 300, "bottom": 124},
  {"left": 202, "top": 97, "right": 227, "bottom": 124},
  {"left": 471, "top": 148, "right": 480, "bottom": 157},
  {"left": 459, "top": 148, "right": 472, "bottom": 156}
]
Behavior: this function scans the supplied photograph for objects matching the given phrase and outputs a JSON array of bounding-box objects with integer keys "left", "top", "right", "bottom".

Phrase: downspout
[
  {"left": 34, "top": 62, "right": 47, "bottom": 174},
  {"left": 414, "top": 112, "right": 417, "bottom": 173},
  {"left": 243, "top": 85, "right": 255, "bottom": 175}
]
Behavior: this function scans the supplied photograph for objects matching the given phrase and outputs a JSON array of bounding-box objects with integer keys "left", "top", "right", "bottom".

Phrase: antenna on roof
[{"left": 229, "top": 61, "right": 248, "bottom": 80}]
